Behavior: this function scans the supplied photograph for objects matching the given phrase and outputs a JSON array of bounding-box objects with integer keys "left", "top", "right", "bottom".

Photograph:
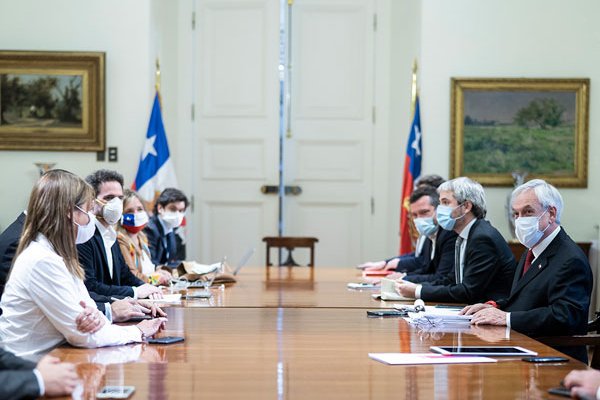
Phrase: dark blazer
[
  {"left": 0, "top": 347, "right": 40, "bottom": 400},
  {"left": 144, "top": 215, "right": 179, "bottom": 267},
  {"left": 78, "top": 227, "right": 145, "bottom": 298},
  {"left": 497, "top": 228, "right": 592, "bottom": 362},
  {"left": 393, "top": 248, "right": 427, "bottom": 273},
  {"left": 404, "top": 228, "right": 458, "bottom": 284},
  {"left": 420, "top": 219, "right": 516, "bottom": 304},
  {"left": 0, "top": 212, "right": 26, "bottom": 297}
]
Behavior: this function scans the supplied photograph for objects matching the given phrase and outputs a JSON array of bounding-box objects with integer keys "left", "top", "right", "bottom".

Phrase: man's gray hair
[
  {"left": 438, "top": 177, "right": 487, "bottom": 218},
  {"left": 511, "top": 179, "right": 563, "bottom": 223}
]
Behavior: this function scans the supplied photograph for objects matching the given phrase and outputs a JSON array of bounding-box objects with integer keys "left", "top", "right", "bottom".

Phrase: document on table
[
  {"left": 146, "top": 293, "right": 182, "bottom": 303},
  {"left": 369, "top": 353, "right": 497, "bottom": 365}
]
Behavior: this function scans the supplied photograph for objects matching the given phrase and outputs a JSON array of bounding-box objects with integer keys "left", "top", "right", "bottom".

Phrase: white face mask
[
  {"left": 98, "top": 197, "right": 123, "bottom": 225},
  {"left": 514, "top": 209, "right": 549, "bottom": 249},
  {"left": 74, "top": 207, "right": 97, "bottom": 244},
  {"left": 160, "top": 211, "right": 184, "bottom": 230}
]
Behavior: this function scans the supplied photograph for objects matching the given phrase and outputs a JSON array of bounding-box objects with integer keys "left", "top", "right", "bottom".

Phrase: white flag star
[
  {"left": 141, "top": 135, "right": 157, "bottom": 160},
  {"left": 411, "top": 125, "right": 421, "bottom": 157}
]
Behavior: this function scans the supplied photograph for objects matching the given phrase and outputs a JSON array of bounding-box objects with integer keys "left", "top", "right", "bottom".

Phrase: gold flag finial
[
  {"left": 155, "top": 58, "right": 161, "bottom": 93},
  {"left": 410, "top": 59, "right": 418, "bottom": 118}
]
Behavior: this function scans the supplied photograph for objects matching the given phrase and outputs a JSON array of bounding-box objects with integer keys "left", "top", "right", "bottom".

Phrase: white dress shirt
[{"left": 0, "top": 234, "right": 142, "bottom": 358}]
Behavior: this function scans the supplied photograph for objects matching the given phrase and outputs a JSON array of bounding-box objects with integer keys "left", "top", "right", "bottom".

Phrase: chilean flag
[
  {"left": 399, "top": 96, "right": 422, "bottom": 255},
  {"left": 132, "top": 92, "right": 178, "bottom": 204}
]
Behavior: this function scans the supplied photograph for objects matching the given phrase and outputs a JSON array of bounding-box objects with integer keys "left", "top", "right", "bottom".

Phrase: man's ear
[
  {"left": 462, "top": 200, "right": 473, "bottom": 213},
  {"left": 547, "top": 206, "right": 558, "bottom": 223}
]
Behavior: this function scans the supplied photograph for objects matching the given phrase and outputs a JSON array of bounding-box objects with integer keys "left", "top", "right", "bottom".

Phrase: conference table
[{"left": 49, "top": 267, "right": 588, "bottom": 399}]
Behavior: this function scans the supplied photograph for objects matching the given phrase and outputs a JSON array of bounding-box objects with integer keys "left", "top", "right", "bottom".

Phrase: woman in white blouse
[{"left": 0, "top": 169, "right": 166, "bottom": 358}]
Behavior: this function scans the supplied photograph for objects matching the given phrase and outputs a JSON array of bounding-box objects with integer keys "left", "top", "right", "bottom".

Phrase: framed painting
[
  {"left": 0, "top": 50, "right": 105, "bottom": 151},
  {"left": 450, "top": 78, "right": 589, "bottom": 187}
]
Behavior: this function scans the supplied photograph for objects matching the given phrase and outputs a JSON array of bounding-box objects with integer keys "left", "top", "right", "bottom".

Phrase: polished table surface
[
  {"left": 176, "top": 266, "right": 400, "bottom": 309},
  {"left": 48, "top": 267, "right": 588, "bottom": 399}
]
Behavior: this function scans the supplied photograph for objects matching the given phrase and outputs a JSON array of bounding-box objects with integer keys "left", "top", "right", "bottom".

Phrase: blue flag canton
[
  {"left": 405, "top": 97, "right": 422, "bottom": 179},
  {"left": 134, "top": 93, "right": 171, "bottom": 189}
]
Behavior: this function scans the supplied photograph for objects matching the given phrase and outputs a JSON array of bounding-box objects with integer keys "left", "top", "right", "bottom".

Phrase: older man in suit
[
  {"left": 395, "top": 177, "right": 515, "bottom": 304},
  {"left": 462, "top": 179, "right": 592, "bottom": 362}
]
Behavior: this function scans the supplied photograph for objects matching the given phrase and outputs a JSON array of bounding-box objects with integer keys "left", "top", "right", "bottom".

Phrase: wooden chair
[{"left": 537, "top": 312, "right": 600, "bottom": 368}]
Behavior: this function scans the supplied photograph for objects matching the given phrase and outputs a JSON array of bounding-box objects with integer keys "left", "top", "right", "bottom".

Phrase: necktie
[
  {"left": 521, "top": 250, "right": 534, "bottom": 277},
  {"left": 454, "top": 236, "right": 464, "bottom": 284}
]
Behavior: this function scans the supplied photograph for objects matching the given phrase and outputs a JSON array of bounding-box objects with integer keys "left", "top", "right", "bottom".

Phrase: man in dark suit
[
  {"left": 145, "top": 188, "right": 189, "bottom": 268},
  {"left": 0, "top": 346, "right": 79, "bottom": 399},
  {"left": 78, "top": 169, "right": 161, "bottom": 299},
  {"left": 0, "top": 211, "right": 26, "bottom": 297},
  {"left": 462, "top": 179, "right": 592, "bottom": 362},
  {"left": 396, "top": 177, "right": 515, "bottom": 304},
  {"left": 388, "top": 186, "right": 458, "bottom": 284}
]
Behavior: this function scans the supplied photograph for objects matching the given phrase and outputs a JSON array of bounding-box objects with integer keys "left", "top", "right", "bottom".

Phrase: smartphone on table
[
  {"left": 147, "top": 336, "right": 185, "bottom": 344},
  {"left": 97, "top": 386, "right": 135, "bottom": 399}
]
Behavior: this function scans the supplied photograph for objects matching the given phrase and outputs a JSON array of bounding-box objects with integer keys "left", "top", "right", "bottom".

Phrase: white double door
[{"left": 193, "top": 0, "right": 379, "bottom": 267}]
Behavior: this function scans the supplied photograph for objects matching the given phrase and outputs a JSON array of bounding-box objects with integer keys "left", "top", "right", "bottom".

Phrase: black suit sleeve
[
  {"left": 0, "top": 348, "right": 40, "bottom": 400},
  {"left": 509, "top": 255, "right": 591, "bottom": 336},
  {"left": 405, "top": 233, "right": 456, "bottom": 284},
  {"left": 78, "top": 240, "right": 134, "bottom": 298},
  {"left": 420, "top": 230, "right": 501, "bottom": 304}
]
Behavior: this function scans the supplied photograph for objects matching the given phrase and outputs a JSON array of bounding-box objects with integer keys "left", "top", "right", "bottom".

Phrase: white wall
[
  {"left": 389, "top": 0, "right": 600, "bottom": 245},
  {"left": 0, "top": 0, "right": 157, "bottom": 231}
]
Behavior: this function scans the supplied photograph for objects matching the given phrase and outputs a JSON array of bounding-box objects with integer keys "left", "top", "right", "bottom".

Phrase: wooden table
[
  {"left": 51, "top": 307, "right": 586, "bottom": 399},
  {"left": 48, "top": 267, "right": 588, "bottom": 399},
  {"left": 178, "top": 266, "right": 401, "bottom": 309}
]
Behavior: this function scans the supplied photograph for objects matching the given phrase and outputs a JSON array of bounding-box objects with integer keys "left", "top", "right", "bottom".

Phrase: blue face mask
[
  {"left": 436, "top": 204, "right": 464, "bottom": 231},
  {"left": 413, "top": 217, "right": 438, "bottom": 237}
]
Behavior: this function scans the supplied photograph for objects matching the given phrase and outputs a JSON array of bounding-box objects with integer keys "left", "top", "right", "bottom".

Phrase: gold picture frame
[
  {"left": 0, "top": 50, "right": 105, "bottom": 151},
  {"left": 450, "top": 78, "right": 589, "bottom": 187}
]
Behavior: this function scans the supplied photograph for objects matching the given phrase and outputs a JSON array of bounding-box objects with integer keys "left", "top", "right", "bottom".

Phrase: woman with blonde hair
[
  {"left": 118, "top": 189, "right": 171, "bottom": 285},
  {"left": 0, "top": 169, "right": 166, "bottom": 357}
]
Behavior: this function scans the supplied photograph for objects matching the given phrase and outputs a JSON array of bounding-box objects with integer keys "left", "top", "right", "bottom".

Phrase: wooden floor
[{"left": 50, "top": 267, "right": 587, "bottom": 399}]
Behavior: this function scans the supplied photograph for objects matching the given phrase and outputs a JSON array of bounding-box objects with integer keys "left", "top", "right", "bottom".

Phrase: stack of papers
[
  {"left": 369, "top": 353, "right": 496, "bottom": 365},
  {"left": 405, "top": 306, "right": 472, "bottom": 327}
]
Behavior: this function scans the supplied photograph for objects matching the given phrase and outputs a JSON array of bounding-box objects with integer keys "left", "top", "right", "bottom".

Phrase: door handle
[
  {"left": 284, "top": 185, "right": 302, "bottom": 196},
  {"left": 260, "top": 185, "right": 303, "bottom": 196},
  {"left": 260, "top": 185, "right": 279, "bottom": 194}
]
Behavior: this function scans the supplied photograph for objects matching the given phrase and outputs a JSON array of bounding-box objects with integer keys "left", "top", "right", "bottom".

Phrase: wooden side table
[{"left": 262, "top": 236, "right": 319, "bottom": 268}]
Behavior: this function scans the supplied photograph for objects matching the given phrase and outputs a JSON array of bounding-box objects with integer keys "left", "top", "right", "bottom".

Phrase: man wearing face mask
[
  {"left": 144, "top": 188, "right": 189, "bottom": 268},
  {"left": 395, "top": 177, "right": 515, "bottom": 303},
  {"left": 385, "top": 186, "right": 458, "bottom": 284},
  {"left": 460, "top": 179, "right": 592, "bottom": 362},
  {"left": 78, "top": 170, "right": 162, "bottom": 300}
]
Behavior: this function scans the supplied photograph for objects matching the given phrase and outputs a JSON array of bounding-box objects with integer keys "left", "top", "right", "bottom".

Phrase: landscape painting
[
  {"left": 450, "top": 78, "right": 589, "bottom": 187},
  {"left": 0, "top": 51, "right": 104, "bottom": 151}
]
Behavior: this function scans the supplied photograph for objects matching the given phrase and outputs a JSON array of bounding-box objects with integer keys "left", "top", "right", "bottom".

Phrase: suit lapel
[
  {"left": 508, "top": 230, "right": 563, "bottom": 299},
  {"left": 93, "top": 228, "right": 114, "bottom": 284}
]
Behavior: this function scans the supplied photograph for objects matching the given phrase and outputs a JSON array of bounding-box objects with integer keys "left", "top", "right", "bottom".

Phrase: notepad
[{"left": 368, "top": 353, "right": 497, "bottom": 365}]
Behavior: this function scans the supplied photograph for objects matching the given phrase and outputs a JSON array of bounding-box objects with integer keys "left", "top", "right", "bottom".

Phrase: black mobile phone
[
  {"left": 147, "top": 336, "right": 185, "bottom": 344},
  {"left": 522, "top": 356, "right": 569, "bottom": 363},
  {"left": 126, "top": 314, "right": 153, "bottom": 322},
  {"left": 547, "top": 386, "right": 571, "bottom": 397},
  {"left": 366, "top": 310, "right": 406, "bottom": 317}
]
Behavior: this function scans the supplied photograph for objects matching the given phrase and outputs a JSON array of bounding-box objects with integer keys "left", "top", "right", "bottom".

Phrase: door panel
[
  {"left": 284, "top": 0, "right": 374, "bottom": 267},
  {"left": 194, "top": 0, "right": 280, "bottom": 264}
]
